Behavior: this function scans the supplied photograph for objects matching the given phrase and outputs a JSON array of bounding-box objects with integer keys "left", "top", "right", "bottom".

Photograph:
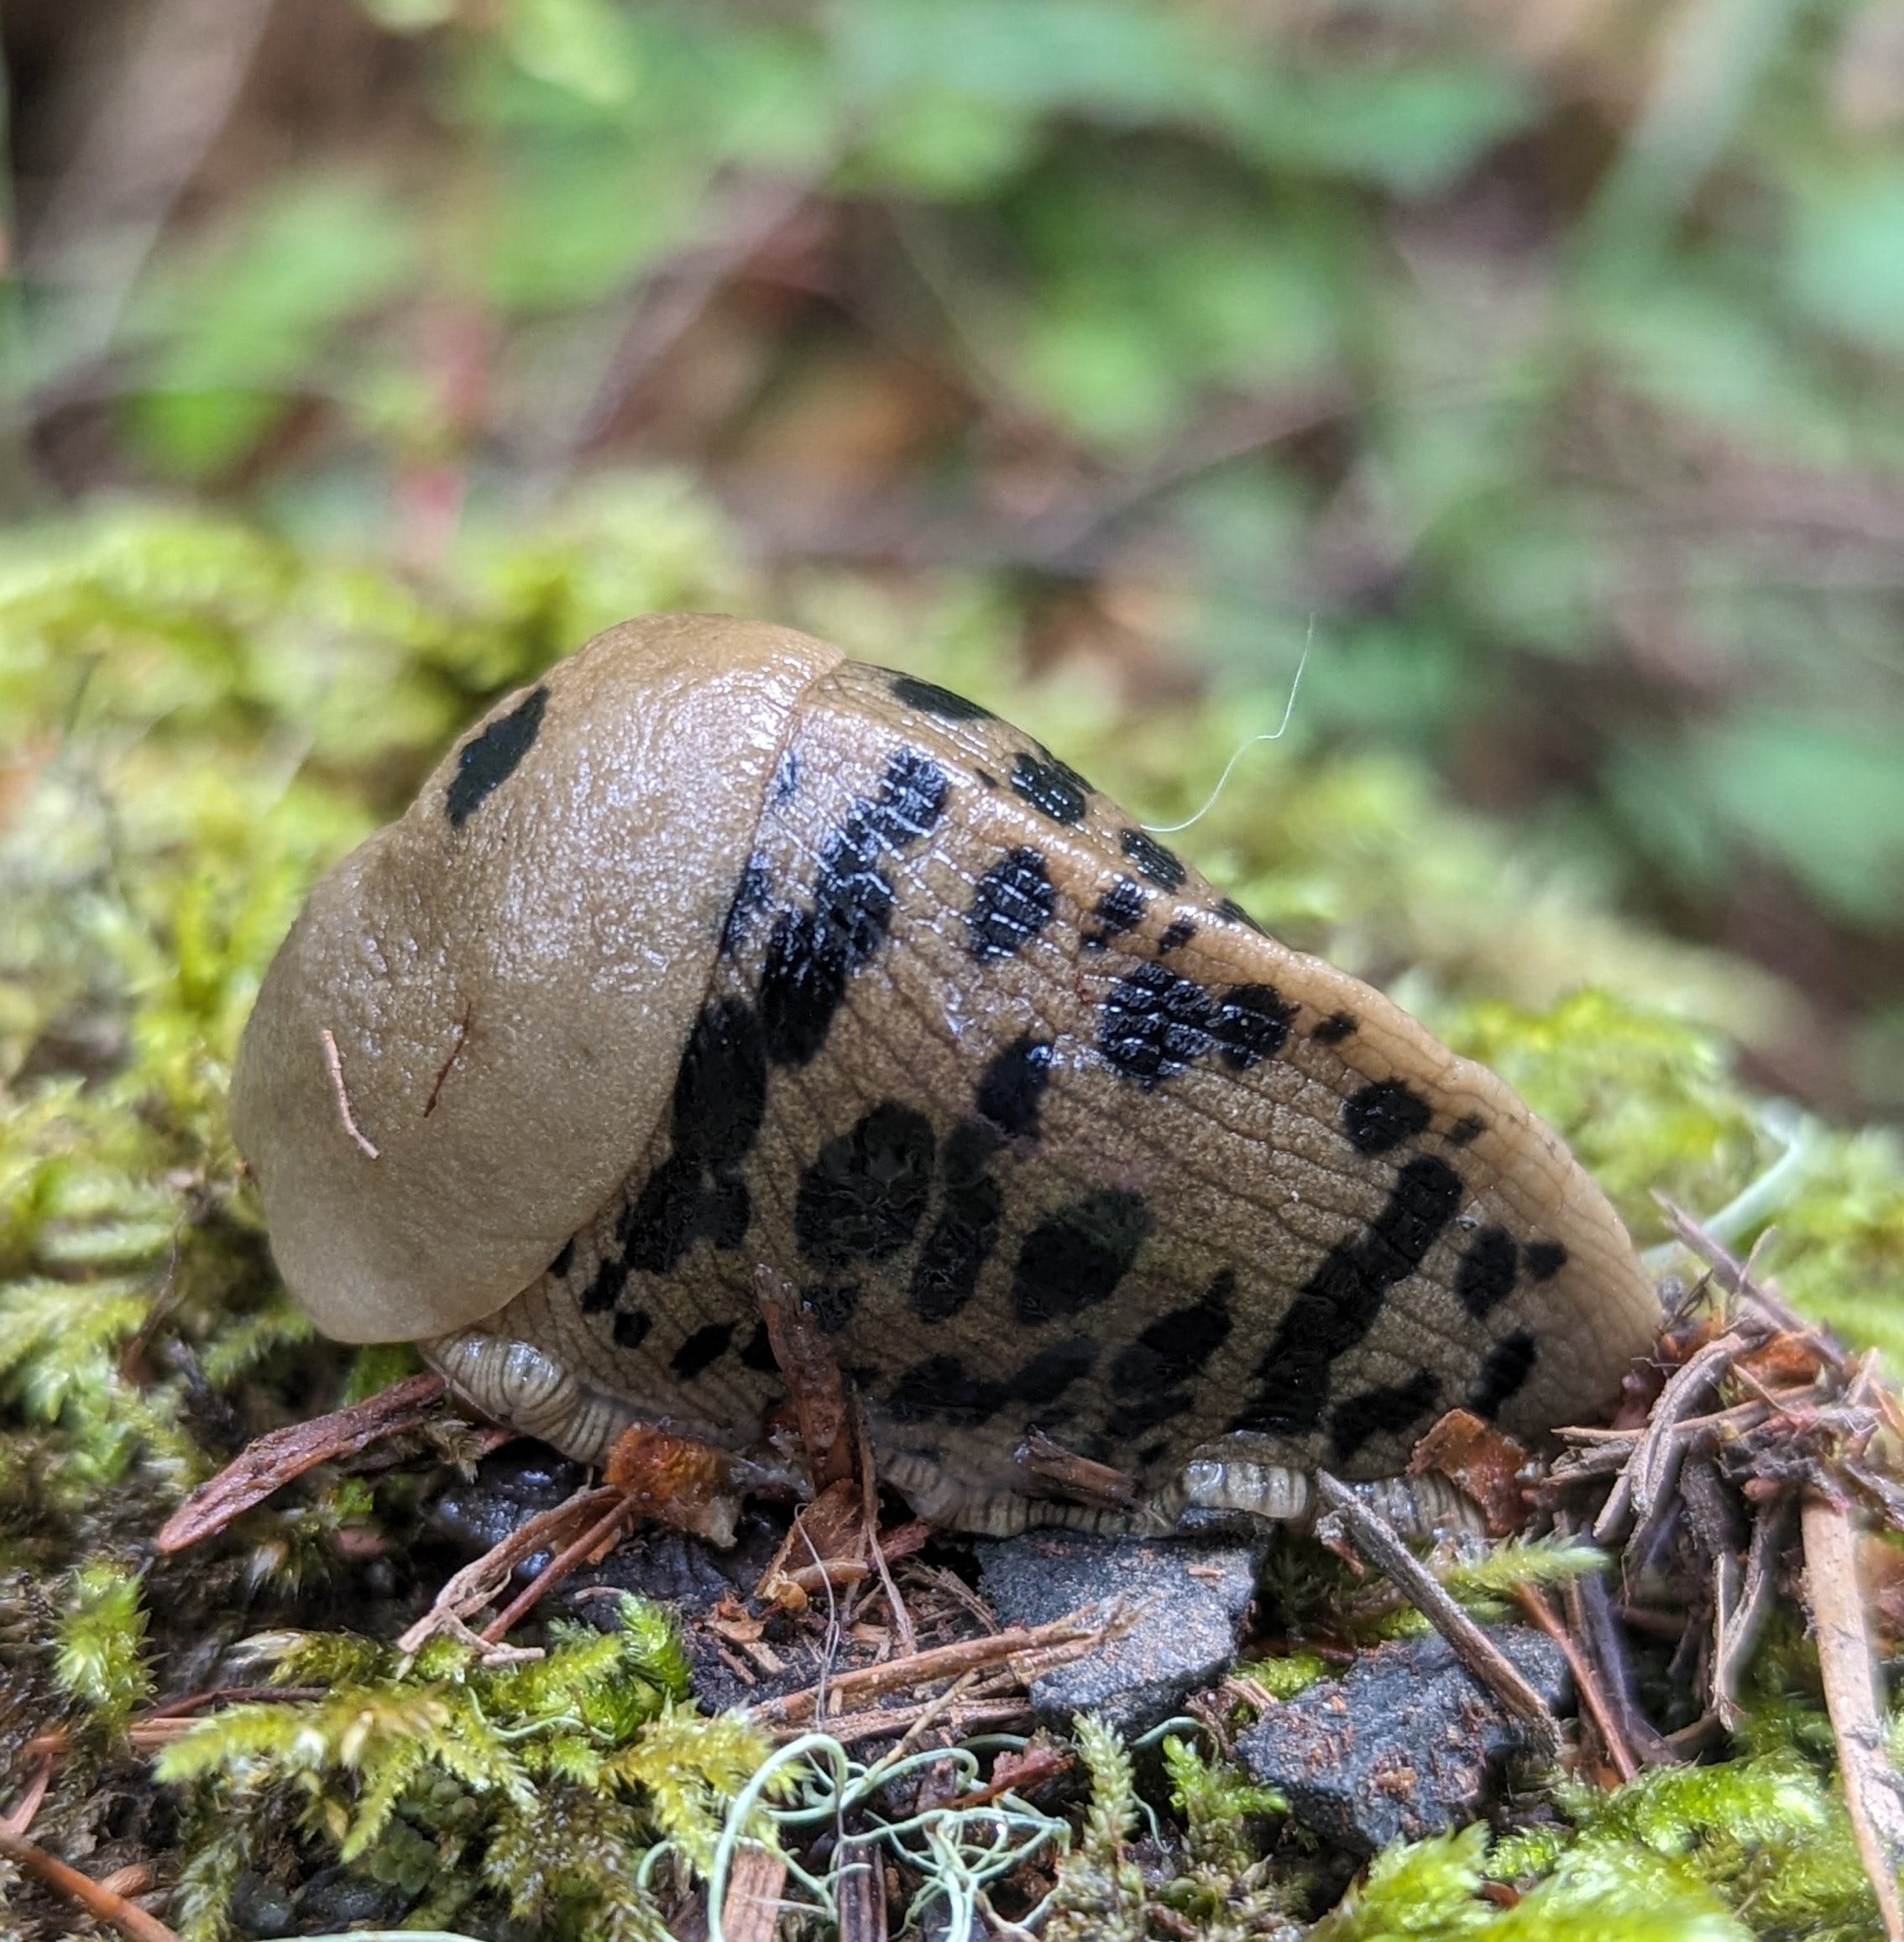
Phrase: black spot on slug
[
  {"left": 671, "top": 1322, "right": 734, "bottom": 1381},
  {"left": 1310, "top": 1011, "right": 1358, "bottom": 1045},
  {"left": 1109, "top": 1269, "right": 1234, "bottom": 1395},
  {"left": 772, "top": 747, "right": 800, "bottom": 802},
  {"left": 1011, "top": 751, "right": 1090, "bottom": 825},
  {"left": 1007, "top": 1337, "right": 1099, "bottom": 1408},
  {"left": 1014, "top": 1188, "right": 1152, "bottom": 1325},
  {"left": 886, "top": 1354, "right": 1002, "bottom": 1427},
  {"left": 1455, "top": 1227, "right": 1519, "bottom": 1320},
  {"left": 1524, "top": 1241, "right": 1568, "bottom": 1281},
  {"left": 1085, "top": 877, "right": 1147, "bottom": 949},
  {"left": 445, "top": 684, "right": 548, "bottom": 827},
  {"left": 1446, "top": 1114, "right": 1485, "bottom": 1148},
  {"left": 804, "top": 1280, "right": 860, "bottom": 1332},
  {"left": 975, "top": 1035, "right": 1054, "bottom": 1140},
  {"left": 909, "top": 1122, "right": 1004, "bottom": 1325},
  {"left": 886, "top": 1338, "right": 1099, "bottom": 1426},
  {"left": 1211, "top": 984, "right": 1296, "bottom": 1070},
  {"left": 620, "top": 1154, "right": 749, "bottom": 1275},
  {"left": 892, "top": 673, "right": 995, "bottom": 721},
  {"left": 1103, "top": 1390, "right": 1195, "bottom": 1441},
  {"left": 1232, "top": 1154, "right": 1464, "bottom": 1437},
  {"left": 579, "top": 1253, "right": 628, "bottom": 1314},
  {"left": 548, "top": 1238, "right": 574, "bottom": 1281},
  {"left": 967, "top": 846, "right": 1056, "bottom": 959},
  {"left": 1097, "top": 961, "right": 1213, "bottom": 1086},
  {"left": 1159, "top": 917, "right": 1196, "bottom": 952},
  {"left": 1328, "top": 1369, "right": 1441, "bottom": 1465},
  {"left": 1120, "top": 827, "right": 1186, "bottom": 890},
  {"left": 1343, "top": 1079, "right": 1433, "bottom": 1155},
  {"left": 870, "top": 747, "right": 952, "bottom": 847},
  {"left": 975, "top": 767, "right": 1000, "bottom": 790},
  {"left": 1213, "top": 896, "right": 1264, "bottom": 933},
  {"left": 672, "top": 1000, "right": 766, "bottom": 1168},
  {"left": 795, "top": 1102, "right": 936, "bottom": 1269},
  {"left": 1468, "top": 1329, "right": 1538, "bottom": 1420},
  {"left": 719, "top": 856, "right": 772, "bottom": 957},
  {"left": 738, "top": 1322, "right": 780, "bottom": 1373},
  {"left": 758, "top": 749, "right": 948, "bottom": 1066},
  {"left": 612, "top": 1306, "right": 652, "bottom": 1351}
]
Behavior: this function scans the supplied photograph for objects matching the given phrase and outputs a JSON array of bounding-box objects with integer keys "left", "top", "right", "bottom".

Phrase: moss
[
  {"left": 3, "top": 489, "right": 1901, "bottom": 1937},
  {"left": 154, "top": 1598, "right": 770, "bottom": 1939}
]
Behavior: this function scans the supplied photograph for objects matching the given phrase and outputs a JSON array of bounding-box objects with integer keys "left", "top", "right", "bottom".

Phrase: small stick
[
  {"left": 481, "top": 1490, "right": 641, "bottom": 1643},
  {"left": 1514, "top": 1585, "right": 1635, "bottom": 1782},
  {"left": 155, "top": 1372, "right": 447, "bottom": 1553},
  {"left": 1802, "top": 1489, "right": 1904, "bottom": 1942},
  {"left": 754, "top": 1614, "right": 1109, "bottom": 1728},
  {"left": 855, "top": 1393, "right": 917, "bottom": 1658},
  {"left": 1714, "top": 1490, "right": 1794, "bottom": 1729},
  {"left": 719, "top": 1840, "right": 789, "bottom": 1942},
  {"left": 1593, "top": 1333, "right": 1746, "bottom": 1547},
  {"left": 1567, "top": 1567, "right": 1679, "bottom": 1767},
  {"left": 772, "top": 1695, "right": 1035, "bottom": 1746},
  {"left": 321, "top": 1026, "right": 379, "bottom": 1159},
  {"left": 756, "top": 1265, "right": 853, "bottom": 1489},
  {"left": 396, "top": 1484, "right": 620, "bottom": 1655},
  {"left": 1312, "top": 1470, "right": 1561, "bottom": 1766},
  {"left": 1, "top": 1756, "right": 52, "bottom": 1837},
  {"left": 0, "top": 1826, "right": 180, "bottom": 1942}
]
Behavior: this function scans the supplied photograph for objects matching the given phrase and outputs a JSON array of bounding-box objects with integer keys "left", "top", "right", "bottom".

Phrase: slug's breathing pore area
[{"left": 232, "top": 613, "right": 1663, "bottom": 1536}]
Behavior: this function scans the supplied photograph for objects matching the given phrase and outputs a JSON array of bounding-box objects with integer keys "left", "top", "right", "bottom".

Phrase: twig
[
  {"left": 756, "top": 1265, "right": 854, "bottom": 1489},
  {"left": 1514, "top": 1585, "right": 1635, "bottom": 1782},
  {"left": 322, "top": 1027, "right": 380, "bottom": 1159},
  {"left": 1802, "top": 1488, "right": 1904, "bottom": 1942},
  {"left": 1594, "top": 1333, "right": 1747, "bottom": 1547},
  {"left": 155, "top": 1372, "right": 447, "bottom": 1553},
  {"left": 1312, "top": 1470, "right": 1562, "bottom": 1765},
  {"left": 770, "top": 1695, "right": 1035, "bottom": 1746},
  {"left": 1566, "top": 1567, "right": 1678, "bottom": 1767},
  {"left": 1714, "top": 1489, "right": 1795, "bottom": 1729},
  {"left": 718, "top": 1840, "right": 789, "bottom": 1942},
  {"left": 479, "top": 1489, "right": 641, "bottom": 1644},
  {"left": 395, "top": 1483, "right": 620, "bottom": 1655},
  {"left": 0, "top": 1826, "right": 179, "bottom": 1942},
  {"left": 753, "top": 1614, "right": 1112, "bottom": 1729},
  {"left": 856, "top": 1394, "right": 917, "bottom": 1658},
  {"left": 1656, "top": 1200, "right": 1822, "bottom": 1346},
  {"left": 1, "top": 1756, "right": 52, "bottom": 1837}
]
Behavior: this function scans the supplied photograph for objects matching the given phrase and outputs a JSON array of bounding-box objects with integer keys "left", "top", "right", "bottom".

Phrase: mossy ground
[{"left": 3, "top": 497, "right": 1903, "bottom": 1939}]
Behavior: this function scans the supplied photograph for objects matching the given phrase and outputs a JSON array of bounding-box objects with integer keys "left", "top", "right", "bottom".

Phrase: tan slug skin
[{"left": 232, "top": 614, "right": 1661, "bottom": 1533}]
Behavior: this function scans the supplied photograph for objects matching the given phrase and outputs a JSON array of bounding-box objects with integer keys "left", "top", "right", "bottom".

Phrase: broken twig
[
  {"left": 155, "top": 1372, "right": 447, "bottom": 1553},
  {"left": 1313, "top": 1469, "right": 1562, "bottom": 1766}
]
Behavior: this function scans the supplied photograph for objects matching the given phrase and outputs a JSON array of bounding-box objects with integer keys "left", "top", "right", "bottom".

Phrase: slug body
[{"left": 233, "top": 615, "right": 1661, "bottom": 1536}]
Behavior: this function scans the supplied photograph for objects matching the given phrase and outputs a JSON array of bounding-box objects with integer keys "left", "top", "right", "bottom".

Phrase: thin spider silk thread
[{"left": 1139, "top": 623, "right": 1314, "bottom": 836}]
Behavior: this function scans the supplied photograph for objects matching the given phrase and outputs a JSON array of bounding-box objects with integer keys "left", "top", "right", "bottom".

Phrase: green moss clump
[{"left": 158, "top": 1596, "right": 774, "bottom": 1940}]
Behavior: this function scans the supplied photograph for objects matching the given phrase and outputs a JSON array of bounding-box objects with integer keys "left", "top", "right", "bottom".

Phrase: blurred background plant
[{"left": 3, "top": 0, "right": 1901, "bottom": 1122}]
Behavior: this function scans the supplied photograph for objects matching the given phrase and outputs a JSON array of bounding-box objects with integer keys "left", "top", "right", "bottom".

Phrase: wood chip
[{"left": 154, "top": 1371, "right": 447, "bottom": 1554}]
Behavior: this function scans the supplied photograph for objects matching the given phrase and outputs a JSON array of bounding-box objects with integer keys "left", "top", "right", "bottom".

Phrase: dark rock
[
  {"left": 294, "top": 1863, "right": 404, "bottom": 1930},
  {"left": 976, "top": 1530, "right": 1268, "bottom": 1739},
  {"left": 1236, "top": 1625, "right": 1572, "bottom": 1854},
  {"left": 228, "top": 1872, "right": 295, "bottom": 1939},
  {"left": 427, "top": 1445, "right": 590, "bottom": 1560}
]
